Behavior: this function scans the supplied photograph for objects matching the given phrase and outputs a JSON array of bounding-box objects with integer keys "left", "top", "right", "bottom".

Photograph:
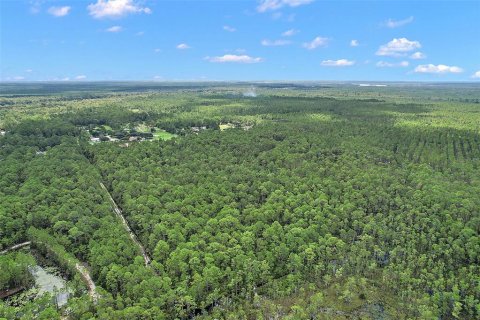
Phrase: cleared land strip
[
  {"left": 75, "top": 263, "right": 99, "bottom": 303},
  {"left": 0, "top": 241, "right": 31, "bottom": 254},
  {"left": 99, "top": 182, "right": 152, "bottom": 266}
]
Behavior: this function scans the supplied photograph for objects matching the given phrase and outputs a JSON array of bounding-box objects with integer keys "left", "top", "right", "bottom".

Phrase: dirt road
[{"left": 99, "top": 182, "right": 152, "bottom": 266}]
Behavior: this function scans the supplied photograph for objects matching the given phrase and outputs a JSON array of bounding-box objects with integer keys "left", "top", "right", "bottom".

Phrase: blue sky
[{"left": 1, "top": 0, "right": 479, "bottom": 81}]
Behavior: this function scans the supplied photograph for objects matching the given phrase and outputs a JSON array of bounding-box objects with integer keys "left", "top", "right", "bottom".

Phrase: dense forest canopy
[{"left": 0, "top": 82, "right": 479, "bottom": 319}]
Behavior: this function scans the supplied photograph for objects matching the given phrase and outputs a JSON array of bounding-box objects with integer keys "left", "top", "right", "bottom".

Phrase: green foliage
[
  {"left": 0, "top": 252, "right": 35, "bottom": 291},
  {"left": 0, "top": 83, "right": 479, "bottom": 319}
]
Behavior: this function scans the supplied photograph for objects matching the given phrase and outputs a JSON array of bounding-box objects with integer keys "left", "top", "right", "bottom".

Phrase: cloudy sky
[{"left": 1, "top": 0, "right": 479, "bottom": 81}]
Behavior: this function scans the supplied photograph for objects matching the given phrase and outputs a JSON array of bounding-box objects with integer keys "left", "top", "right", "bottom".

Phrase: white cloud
[
  {"left": 87, "top": 0, "right": 151, "bottom": 19},
  {"left": 223, "top": 25, "right": 236, "bottom": 32},
  {"left": 261, "top": 39, "right": 291, "bottom": 46},
  {"left": 376, "top": 61, "right": 409, "bottom": 67},
  {"left": 135, "top": 31, "right": 144, "bottom": 36},
  {"left": 398, "top": 61, "right": 410, "bottom": 67},
  {"left": 75, "top": 75, "right": 87, "bottom": 80},
  {"left": 25, "top": 69, "right": 33, "bottom": 73},
  {"left": 154, "top": 48, "right": 161, "bottom": 53},
  {"left": 376, "top": 38, "right": 421, "bottom": 57},
  {"left": 176, "top": 43, "right": 190, "bottom": 50},
  {"left": 257, "top": 0, "right": 283, "bottom": 12},
  {"left": 13, "top": 76, "right": 25, "bottom": 81},
  {"left": 303, "top": 36, "right": 328, "bottom": 50},
  {"left": 153, "top": 75, "right": 163, "bottom": 80},
  {"left": 414, "top": 64, "right": 463, "bottom": 74},
  {"left": 384, "top": 16, "right": 414, "bottom": 28},
  {"left": 410, "top": 51, "right": 426, "bottom": 60},
  {"left": 282, "top": 29, "right": 298, "bottom": 37},
  {"left": 257, "top": 0, "right": 314, "bottom": 13},
  {"left": 206, "top": 54, "right": 264, "bottom": 63},
  {"left": 47, "top": 6, "right": 71, "bottom": 17},
  {"left": 350, "top": 39, "right": 359, "bottom": 47},
  {"left": 29, "top": 0, "right": 42, "bottom": 14},
  {"left": 284, "top": 0, "right": 313, "bottom": 6},
  {"left": 321, "top": 59, "right": 355, "bottom": 67},
  {"left": 61, "top": 77, "right": 70, "bottom": 81},
  {"left": 106, "top": 25, "right": 123, "bottom": 32},
  {"left": 472, "top": 71, "right": 480, "bottom": 79}
]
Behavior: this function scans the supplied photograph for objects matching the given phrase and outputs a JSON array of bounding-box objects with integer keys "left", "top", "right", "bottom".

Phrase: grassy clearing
[
  {"left": 219, "top": 123, "right": 235, "bottom": 131},
  {"left": 153, "top": 130, "right": 176, "bottom": 141},
  {"left": 133, "top": 123, "right": 176, "bottom": 140},
  {"left": 135, "top": 123, "right": 151, "bottom": 133}
]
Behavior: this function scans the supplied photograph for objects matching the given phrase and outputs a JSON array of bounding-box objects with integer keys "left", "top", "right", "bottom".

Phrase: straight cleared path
[
  {"left": 0, "top": 241, "right": 31, "bottom": 255},
  {"left": 99, "top": 182, "right": 152, "bottom": 266}
]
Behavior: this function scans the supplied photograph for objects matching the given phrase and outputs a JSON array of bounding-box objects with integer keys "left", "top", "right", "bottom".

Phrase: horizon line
[{"left": 1, "top": 80, "right": 480, "bottom": 84}]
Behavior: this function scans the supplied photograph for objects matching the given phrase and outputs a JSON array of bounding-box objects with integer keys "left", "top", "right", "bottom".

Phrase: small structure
[
  {"left": 0, "top": 287, "right": 25, "bottom": 299},
  {"left": 191, "top": 126, "right": 207, "bottom": 134}
]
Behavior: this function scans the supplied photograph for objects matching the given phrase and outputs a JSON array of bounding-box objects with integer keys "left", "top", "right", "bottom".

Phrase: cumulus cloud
[
  {"left": 472, "top": 71, "right": 480, "bottom": 79},
  {"left": 25, "top": 69, "right": 33, "bottom": 73},
  {"left": 303, "top": 36, "right": 328, "bottom": 50},
  {"left": 88, "top": 0, "right": 151, "bottom": 19},
  {"left": 106, "top": 25, "right": 123, "bottom": 32},
  {"left": 75, "top": 75, "right": 87, "bottom": 80},
  {"left": 154, "top": 48, "right": 161, "bottom": 53},
  {"left": 410, "top": 51, "right": 426, "bottom": 60},
  {"left": 223, "top": 25, "right": 236, "bottom": 32},
  {"left": 206, "top": 54, "right": 264, "bottom": 63},
  {"left": 176, "top": 43, "right": 190, "bottom": 50},
  {"left": 384, "top": 16, "right": 414, "bottom": 28},
  {"left": 48, "top": 6, "right": 71, "bottom": 17},
  {"left": 376, "top": 38, "right": 421, "bottom": 57},
  {"left": 13, "top": 76, "right": 26, "bottom": 81},
  {"left": 29, "top": 0, "right": 43, "bottom": 14},
  {"left": 414, "top": 64, "right": 463, "bottom": 74},
  {"left": 271, "top": 12, "right": 296, "bottom": 22},
  {"left": 282, "top": 29, "right": 298, "bottom": 37},
  {"left": 350, "top": 39, "right": 359, "bottom": 47},
  {"left": 321, "top": 59, "right": 355, "bottom": 67},
  {"left": 261, "top": 39, "right": 291, "bottom": 46},
  {"left": 376, "top": 61, "right": 409, "bottom": 67},
  {"left": 257, "top": 0, "right": 314, "bottom": 13}
]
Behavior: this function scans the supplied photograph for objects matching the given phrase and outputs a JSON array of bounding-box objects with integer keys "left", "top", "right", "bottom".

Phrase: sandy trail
[
  {"left": 0, "top": 241, "right": 31, "bottom": 254},
  {"left": 100, "top": 182, "right": 152, "bottom": 266},
  {"left": 75, "top": 263, "right": 99, "bottom": 303}
]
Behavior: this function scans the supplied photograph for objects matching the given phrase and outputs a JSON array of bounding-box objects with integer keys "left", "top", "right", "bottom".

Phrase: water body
[{"left": 29, "top": 265, "right": 70, "bottom": 307}]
